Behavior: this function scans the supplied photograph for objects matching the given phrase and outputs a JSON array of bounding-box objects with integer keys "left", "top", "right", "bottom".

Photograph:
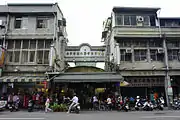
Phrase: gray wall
[{"left": 8, "top": 16, "right": 55, "bottom": 35}]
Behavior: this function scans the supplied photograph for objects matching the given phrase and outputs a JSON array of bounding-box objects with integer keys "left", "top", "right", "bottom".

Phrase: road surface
[{"left": 0, "top": 110, "right": 180, "bottom": 120}]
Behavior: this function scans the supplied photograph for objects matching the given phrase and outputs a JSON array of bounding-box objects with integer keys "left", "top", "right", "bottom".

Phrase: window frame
[
  {"left": 134, "top": 50, "right": 147, "bottom": 61},
  {"left": 36, "top": 17, "right": 48, "bottom": 29},
  {"left": 14, "top": 17, "right": 22, "bottom": 29},
  {"left": 115, "top": 14, "right": 151, "bottom": 26}
]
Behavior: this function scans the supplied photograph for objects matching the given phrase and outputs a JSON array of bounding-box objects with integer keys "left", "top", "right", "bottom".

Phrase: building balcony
[
  {"left": 161, "top": 27, "right": 180, "bottom": 38},
  {"left": 113, "top": 26, "right": 161, "bottom": 38},
  {"left": 113, "top": 26, "right": 180, "bottom": 38}
]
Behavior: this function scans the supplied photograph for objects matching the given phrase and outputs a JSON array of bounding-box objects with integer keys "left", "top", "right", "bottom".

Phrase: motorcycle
[
  {"left": 8, "top": 98, "right": 20, "bottom": 112},
  {"left": 69, "top": 102, "right": 80, "bottom": 114},
  {"left": 172, "top": 99, "right": 180, "bottom": 110},
  {"left": 28, "top": 100, "right": 34, "bottom": 112},
  {"left": 0, "top": 97, "right": 7, "bottom": 111},
  {"left": 117, "top": 100, "right": 129, "bottom": 112},
  {"left": 8, "top": 102, "right": 19, "bottom": 112},
  {"left": 142, "top": 101, "right": 153, "bottom": 111},
  {"left": 135, "top": 97, "right": 153, "bottom": 111},
  {"left": 135, "top": 97, "right": 143, "bottom": 111},
  {"left": 154, "top": 97, "right": 164, "bottom": 110}
]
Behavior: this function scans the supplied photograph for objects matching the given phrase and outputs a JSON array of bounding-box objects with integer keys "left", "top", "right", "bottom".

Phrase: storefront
[
  {"left": 0, "top": 76, "right": 49, "bottom": 94},
  {"left": 51, "top": 72, "right": 123, "bottom": 109}
]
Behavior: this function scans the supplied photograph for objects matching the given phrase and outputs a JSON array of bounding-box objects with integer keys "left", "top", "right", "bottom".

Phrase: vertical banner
[{"left": 0, "top": 46, "right": 5, "bottom": 67}]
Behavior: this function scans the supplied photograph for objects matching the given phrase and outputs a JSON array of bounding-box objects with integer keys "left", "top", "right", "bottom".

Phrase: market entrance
[
  {"left": 54, "top": 82, "right": 120, "bottom": 109},
  {"left": 51, "top": 72, "right": 123, "bottom": 109}
]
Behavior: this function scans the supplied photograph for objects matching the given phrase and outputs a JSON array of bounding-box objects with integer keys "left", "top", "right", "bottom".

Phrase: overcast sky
[{"left": 1, "top": 0, "right": 180, "bottom": 46}]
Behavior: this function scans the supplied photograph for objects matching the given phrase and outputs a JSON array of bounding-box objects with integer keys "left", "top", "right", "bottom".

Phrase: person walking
[{"left": 45, "top": 96, "right": 53, "bottom": 113}]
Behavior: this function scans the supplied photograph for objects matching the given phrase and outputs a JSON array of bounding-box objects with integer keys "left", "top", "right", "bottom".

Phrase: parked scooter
[
  {"left": 172, "top": 98, "right": 180, "bottom": 110},
  {"left": 117, "top": 97, "right": 129, "bottom": 112},
  {"left": 0, "top": 96, "right": 7, "bottom": 111},
  {"left": 153, "top": 97, "right": 164, "bottom": 110},
  {"left": 135, "top": 96, "right": 153, "bottom": 111},
  {"left": 8, "top": 101, "right": 19, "bottom": 112},
  {"left": 28, "top": 100, "right": 34, "bottom": 112},
  {"left": 142, "top": 100, "right": 153, "bottom": 111},
  {"left": 135, "top": 96, "right": 143, "bottom": 111}
]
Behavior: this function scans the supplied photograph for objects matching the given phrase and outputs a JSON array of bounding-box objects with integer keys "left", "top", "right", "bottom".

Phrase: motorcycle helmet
[{"left": 136, "top": 96, "right": 140, "bottom": 99}]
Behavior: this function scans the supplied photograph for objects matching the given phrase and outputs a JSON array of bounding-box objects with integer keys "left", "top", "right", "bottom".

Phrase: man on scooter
[{"left": 67, "top": 93, "right": 78, "bottom": 113}]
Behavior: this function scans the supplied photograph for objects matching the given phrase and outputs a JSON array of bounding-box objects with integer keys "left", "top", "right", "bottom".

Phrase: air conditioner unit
[
  {"left": 136, "top": 16, "right": 144, "bottom": 22},
  {"left": 125, "top": 48, "right": 132, "bottom": 53},
  {"left": 157, "top": 48, "right": 164, "bottom": 53}
]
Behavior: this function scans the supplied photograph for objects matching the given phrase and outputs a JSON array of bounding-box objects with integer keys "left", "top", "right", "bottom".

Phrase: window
[
  {"left": 29, "top": 51, "right": 35, "bottom": 62},
  {"left": 134, "top": 50, "right": 147, "bottom": 61},
  {"left": 21, "top": 51, "right": 28, "bottom": 63},
  {"left": 15, "top": 40, "right": 21, "bottom": 49},
  {"left": 165, "top": 21, "right": 180, "bottom": 27},
  {"left": 7, "top": 51, "right": 13, "bottom": 62},
  {"left": 38, "top": 40, "right": 44, "bottom": 49},
  {"left": 30, "top": 40, "right": 36, "bottom": 49},
  {"left": 149, "top": 40, "right": 162, "bottom": 47},
  {"left": 167, "top": 41, "right": 179, "bottom": 48},
  {"left": 37, "top": 17, "right": 48, "bottom": 28},
  {"left": 130, "top": 15, "right": 136, "bottom": 25},
  {"left": 134, "top": 41, "right": 147, "bottom": 47},
  {"left": 143, "top": 16, "right": 150, "bottom": 26},
  {"left": 14, "top": 17, "right": 22, "bottom": 29},
  {"left": 115, "top": 15, "right": 151, "bottom": 26},
  {"left": 7, "top": 40, "right": 14, "bottom": 49},
  {"left": 124, "top": 15, "right": 130, "bottom": 25},
  {"left": 45, "top": 40, "right": 51, "bottom": 48},
  {"left": 115, "top": 15, "right": 123, "bottom": 25},
  {"left": 168, "top": 50, "right": 179, "bottom": 61},
  {"left": 120, "top": 50, "right": 132, "bottom": 61},
  {"left": 37, "top": 51, "right": 43, "bottom": 64},
  {"left": 44, "top": 51, "right": 49, "bottom": 64},
  {"left": 119, "top": 40, "right": 131, "bottom": 47},
  {"left": 14, "top": 51, "right": 20, "bottom": 62},
  {"left": 22, "top": 40, "right": 29, "bottom": 49},
  {"left": 150, "top": 50, "right": 164, "bottom": 61}
]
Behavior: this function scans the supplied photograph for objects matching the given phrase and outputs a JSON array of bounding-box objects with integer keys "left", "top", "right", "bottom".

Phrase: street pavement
[{"left": 0, "top": 110, "right": 180, "bottom": 120}]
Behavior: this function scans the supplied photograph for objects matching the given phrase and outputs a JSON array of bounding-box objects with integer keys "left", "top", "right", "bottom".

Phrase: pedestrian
[{"left": 45, "top": 96, "right": 53, "bottom": 113}]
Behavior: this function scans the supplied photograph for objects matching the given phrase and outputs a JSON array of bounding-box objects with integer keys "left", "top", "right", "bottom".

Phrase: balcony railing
[
  {"left": 113, "top": 26, "right": 161, "bottom": 38},
  {"left": 113, "top": 26, "right": 180, "bottom": 38}
]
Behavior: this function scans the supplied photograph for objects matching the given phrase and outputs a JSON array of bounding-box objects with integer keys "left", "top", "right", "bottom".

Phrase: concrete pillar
[
  {"left": 163, "top": 37, "right": 173, "bottom": 107},
  {"left": 147, "top": 40, "right": 151, "bottom": 62},
  {"left": 131, "top": 43, "right": 135, "bottom": 63}
]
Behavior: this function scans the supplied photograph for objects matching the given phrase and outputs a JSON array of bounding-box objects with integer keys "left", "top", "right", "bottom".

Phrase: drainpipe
[
  {"left": 52, "top": 12, "right": 57, "bottom": 72},
  {"left": 3, "top": 13, "right": 9, "bottom": 49}
]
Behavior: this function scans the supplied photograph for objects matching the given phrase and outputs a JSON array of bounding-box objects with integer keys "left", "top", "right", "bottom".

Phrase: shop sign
[
  {"left": 130, "top": 71, "right": 155, "bottom": 76},
  {"left": 95, "top": 88, "right": 105, "bottom": 93}
]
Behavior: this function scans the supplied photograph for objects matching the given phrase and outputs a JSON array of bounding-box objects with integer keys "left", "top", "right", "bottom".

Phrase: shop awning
[
  {"left": 54, "top": 72, "right": 123, "bottom": 83},
  {"left": 0, "top": 76, "right": 48, "bottom": 82}
]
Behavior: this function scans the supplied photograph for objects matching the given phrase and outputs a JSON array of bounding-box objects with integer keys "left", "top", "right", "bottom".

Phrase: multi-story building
[
  {"left": 0, "top": 3, "right": 67, "bottom": 94},
  {"left": 102, "top": 7, "right": 180, "bottom": 104}
]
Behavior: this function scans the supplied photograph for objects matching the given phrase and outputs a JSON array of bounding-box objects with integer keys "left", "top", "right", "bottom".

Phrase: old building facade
[
  {"left": 0, "top": 3, "right": 67, "bottom": 93},
  {"left": 102, "top": 7, "right": 180, "bottom": 103}
]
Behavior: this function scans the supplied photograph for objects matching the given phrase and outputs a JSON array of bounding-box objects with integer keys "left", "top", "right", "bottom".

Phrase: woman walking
[{"left": 45, "top": 96, "right": 53, "bottom": 113}]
